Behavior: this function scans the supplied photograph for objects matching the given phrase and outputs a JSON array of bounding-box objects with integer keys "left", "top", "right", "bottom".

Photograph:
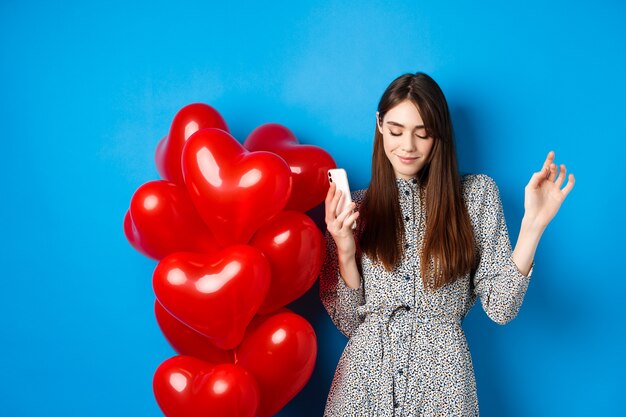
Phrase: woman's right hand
[{"left": 324, "top": 182, "right": 360, "bottom": 259}]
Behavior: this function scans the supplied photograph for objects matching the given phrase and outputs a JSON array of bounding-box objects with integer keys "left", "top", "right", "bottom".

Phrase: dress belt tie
[{"left": 356, "top": 303, "right": 460, "bottom": 417}]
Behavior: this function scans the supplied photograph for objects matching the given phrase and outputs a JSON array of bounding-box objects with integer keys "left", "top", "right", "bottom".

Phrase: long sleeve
[
  {"left": 319, "top": 224, "right": 366, "bottom": 339},
  {"left": 471, "top": 175, "right": 533, "bottom": 325}
]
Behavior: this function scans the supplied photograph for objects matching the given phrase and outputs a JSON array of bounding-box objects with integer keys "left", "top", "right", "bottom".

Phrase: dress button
[
  {"left": 404, "top": 216, "right": 410, "bottom": 222},
  {"left": 404, "top": 276, "right": 410, "bottom": 281},
  {"left": 412, "top": 178, "right": 418, "bottom": 184},
  {"left": 404, "top": 243, "right": 409, "bottom": 249},
  {"left": 394, "top": 401, "right": 400, "bottom": 408},
  {"left": 398, "top": 369, "right": 404, "bottom": 375},
  {"left": 404, "top": 190, "right": 410, "bottom": 196}
]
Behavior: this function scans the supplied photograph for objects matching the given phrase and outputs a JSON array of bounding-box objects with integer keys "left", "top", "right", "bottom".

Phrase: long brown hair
[{"left": 359, "top": 72, "right": 476, "bottom": 290}]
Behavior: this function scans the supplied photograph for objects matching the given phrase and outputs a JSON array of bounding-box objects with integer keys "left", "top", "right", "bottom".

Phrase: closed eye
[{"left": 415, "top": 128, "right": 429, "bottom": 139}]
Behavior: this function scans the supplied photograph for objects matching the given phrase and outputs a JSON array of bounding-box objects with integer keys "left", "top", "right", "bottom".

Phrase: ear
[{"left": 376, "top": 112, "right": 383, "bottom": 133}]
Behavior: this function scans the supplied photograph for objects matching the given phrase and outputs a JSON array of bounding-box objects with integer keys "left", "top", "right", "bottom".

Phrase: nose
[{"left": 400, "top": 133, "right": 416, "bottom": 152}]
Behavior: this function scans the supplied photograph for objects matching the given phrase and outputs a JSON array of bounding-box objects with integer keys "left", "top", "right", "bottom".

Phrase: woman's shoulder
[
  {"left": 351, "top": 188, "right": 367, "bottom": 205},
  {"left": 461, "top": 173, "right": 498, "bottom": 195},
  {"left": 461, "top": 174, "right": 501, "bottom": 217}
]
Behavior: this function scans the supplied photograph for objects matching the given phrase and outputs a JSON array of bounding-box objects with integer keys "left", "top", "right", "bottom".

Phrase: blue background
[{"left": 1, "top": 0, "right": 624, "bottom": 416}]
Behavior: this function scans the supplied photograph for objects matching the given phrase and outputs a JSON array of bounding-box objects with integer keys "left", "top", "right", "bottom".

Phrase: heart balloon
[
  {"left": 124, "top": 180, "right": 221, "bottom": 260},
  {"left": 153, "top": 246, "right": 271, "bottom": 350},
  {"left": 243, "top": 123, "right": 336, "bottom": 212},
  {"left": 154, "top": 355, "right": 259, "bottom": 417},
  {"left": 235, "top": 308, "right": 317, "bottom": 417},
  {"left": 250, "top": 211, "right": 325, "bottom": 314},
  {"left": 156, "top": 103, "right": 229, "bottom": 185},
  {"left": 154, "top": 300, "right": 234, "bottom": 364},
  {"left": 124, "top": 211, "right": 143, "bottom": 254},
  {"left": 181, "top": 128, "right": 292, "bottom": 247}
]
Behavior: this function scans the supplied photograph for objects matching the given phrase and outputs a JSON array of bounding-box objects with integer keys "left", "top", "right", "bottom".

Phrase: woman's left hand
[{"left": 523, "top": 150, "right": 575, "bottom": 231}]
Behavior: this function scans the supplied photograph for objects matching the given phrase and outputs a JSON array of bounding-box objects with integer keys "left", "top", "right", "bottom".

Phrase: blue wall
[{"left": 1, "top": 1, "right": 624, "bottom": 416}]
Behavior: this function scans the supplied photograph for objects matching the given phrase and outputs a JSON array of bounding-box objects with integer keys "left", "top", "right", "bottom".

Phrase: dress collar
[{"left": 395, "top": 175, "right": 421, "bottom": 192}]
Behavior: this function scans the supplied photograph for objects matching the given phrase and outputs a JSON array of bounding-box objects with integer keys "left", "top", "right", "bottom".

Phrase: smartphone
[{"left": 327, "top": 168, "right": 357, "bottom": 229}]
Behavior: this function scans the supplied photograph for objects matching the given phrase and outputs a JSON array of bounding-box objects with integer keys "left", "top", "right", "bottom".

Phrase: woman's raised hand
[
  {"left": 523, "top": 151, "right": 575, "bottom": 230},
  {"left": 324, "top": 182, "right": 360, "bottom": 258}
]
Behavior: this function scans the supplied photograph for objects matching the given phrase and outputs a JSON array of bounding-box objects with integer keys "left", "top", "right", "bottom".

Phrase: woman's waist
[{"left": 357, "top": 302, "right": 462, "bottom": 325}]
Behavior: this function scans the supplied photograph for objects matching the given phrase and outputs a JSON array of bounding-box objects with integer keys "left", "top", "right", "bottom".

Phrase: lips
[{"left": 397, "top": 155, "right": 418, "bottom": 164}]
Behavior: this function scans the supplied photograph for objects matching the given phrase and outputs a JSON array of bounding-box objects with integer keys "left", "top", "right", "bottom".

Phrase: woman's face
[{"left": 377, "top": 99, "right": 434, "bottom": 180}]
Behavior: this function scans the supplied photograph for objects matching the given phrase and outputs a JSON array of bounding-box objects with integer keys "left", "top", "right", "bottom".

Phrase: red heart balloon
[
  {"left": 154, "top": 300, "right": 234, "bottom": 364},
  {"left": 243, "top": 123, "right": 336, "bottom": 212},
  {"left": 124, "top": 210, "right": 142, "bottom": 253},
  {"left": 153, "top": 246, "right": 270, "bottom": 350},
  {"left": 235, "top": 308, "right": 317, "bottom": 417},
  {"left": 250, "top": 211, "right": 326, "bottom": 314},
  {"left": 156, "top": 103, "right": 229, "bottom": 185},
  {"left": 181, "top": 128, "right": 292, "bottom": 247},
  {"left": 123, "top": 180, "right": 221, "bottom": 260},
  {"left": 154, "top": 355, "right": 259, "bottom": 417}
]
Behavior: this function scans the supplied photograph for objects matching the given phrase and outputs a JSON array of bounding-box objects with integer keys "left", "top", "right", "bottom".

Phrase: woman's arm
[
  {"left": 319, "top": 228, "right": 365, "bottom": 338},
  {"left": 325, "top": 181, "right": 362, "bottom": 288},
  {"left": 318, "top": 183, "right": 364, "bottom": 338},
  {"left": 470, "top": 175, "right": 530, "bottom": 325},
  {"left": 512, "top": 151, "right": 575, "bottom": 275},
  {"left": 338, "top": 252, "right": 362, "bottom": 289}
]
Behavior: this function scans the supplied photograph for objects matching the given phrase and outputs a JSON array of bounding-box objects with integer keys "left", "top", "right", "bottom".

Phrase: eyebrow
[{"left": 386, "top": 121, "right": 426, "bottom": 129}]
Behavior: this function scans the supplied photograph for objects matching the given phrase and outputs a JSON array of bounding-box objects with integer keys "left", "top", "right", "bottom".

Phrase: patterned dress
[{"left": 319, "top": 174, "right": 533, "bottom": 417}]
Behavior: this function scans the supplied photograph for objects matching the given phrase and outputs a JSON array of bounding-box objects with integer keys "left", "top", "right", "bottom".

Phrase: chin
[{"left": 396, "top": 170, "right": 419, "bottom": 179}]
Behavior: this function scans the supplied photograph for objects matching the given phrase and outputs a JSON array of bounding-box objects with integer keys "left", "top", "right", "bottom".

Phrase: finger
[
  {"left": 325, "top": 181, "right": 335, "bottom": 204},
  {"left": 561, "top": 173, "right": 575, "bottom": 197},
  {"left": 542, "top": 150, "right": 555, "bottom": 172},
  {"left": 335, "top": 201, "right": 355, "bottom": 225},
  {"left": 554, "top": 164, "right": 566, "bottom": 187},
  {"left": 344, "top": 209, "right": 360, "bottom": 223},
  {"left": 345, "top": 210, "right": 360, "bottom": 230},
  {"left": 548, "top": 162, "right": 557, "bottom": 182},
  {"left": 334, "top": 191, "right": 346, "bottom": 217},
  {"left": 324, "top": 183, "right": 339, "bottom": 223},
  {"left": 528, "top": 167, "right": 548, "bottom": 188}
]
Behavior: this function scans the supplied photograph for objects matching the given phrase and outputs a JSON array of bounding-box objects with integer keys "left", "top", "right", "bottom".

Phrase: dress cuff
[
  {"left": 509, "top": 255, "right": 534, "bottom": 279},
  {"left": 336, "top": 274, "right": 365, "bottom": 303}
]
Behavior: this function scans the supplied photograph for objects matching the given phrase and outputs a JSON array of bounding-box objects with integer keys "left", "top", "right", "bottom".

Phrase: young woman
[{"left": 319, "top": 72, "right": 574, "bottom": 416}]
